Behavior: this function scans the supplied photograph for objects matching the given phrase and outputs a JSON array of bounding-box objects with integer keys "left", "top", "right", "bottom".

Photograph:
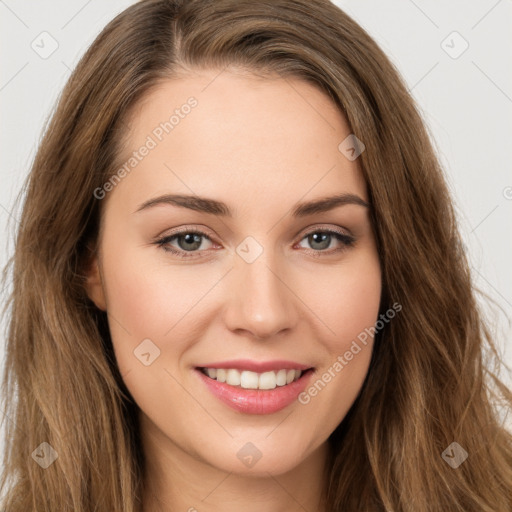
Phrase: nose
[{"left": 223, "top": 250, "right": 299, "bottom": 340}]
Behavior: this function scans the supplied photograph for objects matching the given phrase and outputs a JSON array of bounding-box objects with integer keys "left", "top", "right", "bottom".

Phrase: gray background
[{"left": 1, "top": 0, "right": 511, "bottom": 472}]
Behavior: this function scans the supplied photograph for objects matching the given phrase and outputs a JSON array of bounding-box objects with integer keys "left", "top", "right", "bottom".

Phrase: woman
[{"left": 1, "top": 0, "right": 511, "bottom": 510}]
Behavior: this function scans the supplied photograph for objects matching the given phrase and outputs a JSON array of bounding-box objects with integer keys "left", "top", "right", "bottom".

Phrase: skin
[{"left": 85, "top": 68, "right": 382, "bottom": 512}]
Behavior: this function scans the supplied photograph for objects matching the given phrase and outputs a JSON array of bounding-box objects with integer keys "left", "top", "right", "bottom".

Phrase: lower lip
[{"left": 195, "top": 368, "right": 315, "bottom": 415}]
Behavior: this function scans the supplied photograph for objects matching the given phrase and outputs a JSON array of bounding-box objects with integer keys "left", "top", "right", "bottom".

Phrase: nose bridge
[{"left": 225, "top": 237, "right": 297, "bottom": 339}]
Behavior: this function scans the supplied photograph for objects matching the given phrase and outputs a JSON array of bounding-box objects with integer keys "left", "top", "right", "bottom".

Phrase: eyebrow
[{"left": 134, "top": 192, "right": 370, "bottom": 217}]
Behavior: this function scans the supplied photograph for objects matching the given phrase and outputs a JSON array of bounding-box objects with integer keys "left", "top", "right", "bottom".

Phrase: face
[{"left": 86, "top": 68, "right": 381, "bottom": 477}]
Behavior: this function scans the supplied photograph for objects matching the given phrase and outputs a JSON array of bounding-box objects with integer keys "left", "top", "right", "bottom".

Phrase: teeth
[
  {"left": 276, "top": 369, "right": 287, "bottom": 386},
  {"left": 226, "top": 369, "right": 241, "bottom": 386},
  {"left": 259, "top": 371, "right": 277, "bottom": 390},
  {"left": 202, "top": 367, "right": 304, "bottom": 390},
  {"left": 241, "top": 370, "right": 259, "bottom": 389}
]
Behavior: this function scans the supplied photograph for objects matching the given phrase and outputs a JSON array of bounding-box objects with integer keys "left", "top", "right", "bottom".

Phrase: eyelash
[{"left": 153, "top": 226, "right": 356, "bottom": 260}]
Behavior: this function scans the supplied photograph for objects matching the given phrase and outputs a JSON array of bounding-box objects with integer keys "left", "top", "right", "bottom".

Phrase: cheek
[
  {"left": 333, "top": 270, "right": 381, "bottom": 351},
  {"left": 303, "top": 253, "right": 382, "bottom": 353},
  {"left": 295, "top": 253, "right": 381, "bottom": 414},
  {"left": 100, "top": 240, "right": 220, "bottom": 372}
]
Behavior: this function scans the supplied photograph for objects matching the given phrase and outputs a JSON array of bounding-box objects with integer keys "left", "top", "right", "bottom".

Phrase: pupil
[
  {"left": 180, "top": 233, "right": 202, "bottom": 251},
  {"left": 310, "top": 232, "right": 330, "bottom": 250}
]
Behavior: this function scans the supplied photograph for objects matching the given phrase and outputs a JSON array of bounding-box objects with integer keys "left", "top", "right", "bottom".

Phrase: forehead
[{"left": 108, "top": 69, "right": 368, "bottom": 216}]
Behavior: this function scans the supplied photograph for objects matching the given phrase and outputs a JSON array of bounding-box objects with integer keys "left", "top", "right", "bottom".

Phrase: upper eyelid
[
  {"left": 156, "top": 225, "right": 353, "bottom": 247},
  {"left": 156, "top": 224, "right": 353, "bottom": 241}
]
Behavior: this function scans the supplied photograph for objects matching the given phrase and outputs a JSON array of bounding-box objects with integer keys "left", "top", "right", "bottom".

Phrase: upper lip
[{"left": 196, "top": 359, "right": 313, "bottom": 373}]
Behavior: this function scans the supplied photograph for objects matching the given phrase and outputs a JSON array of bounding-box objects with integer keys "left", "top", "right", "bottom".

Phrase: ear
[{"left": 84, "top": 252, "right": 107, "bottom": 311}]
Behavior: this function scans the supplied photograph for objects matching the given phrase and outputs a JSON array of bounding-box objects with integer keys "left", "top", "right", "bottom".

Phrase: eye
[
  {"left": 154, "top": 228, "right": 216, "bottom": 259},
  {"left": 296, "top": 227, "right": 355, "bottom": 256},
  {"left": 154, "top": 226, "right": 355, "bottom": 259}
]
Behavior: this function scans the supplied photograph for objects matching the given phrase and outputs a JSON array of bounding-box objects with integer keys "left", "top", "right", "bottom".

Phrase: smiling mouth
[{"left": 197, "top": 367, "right": 314, "bottom": 391}]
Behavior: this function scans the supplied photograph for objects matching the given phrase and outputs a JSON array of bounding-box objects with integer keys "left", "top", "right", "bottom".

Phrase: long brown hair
[{"left": 1, "top": 0, "right": 511, "bottom": 510}]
